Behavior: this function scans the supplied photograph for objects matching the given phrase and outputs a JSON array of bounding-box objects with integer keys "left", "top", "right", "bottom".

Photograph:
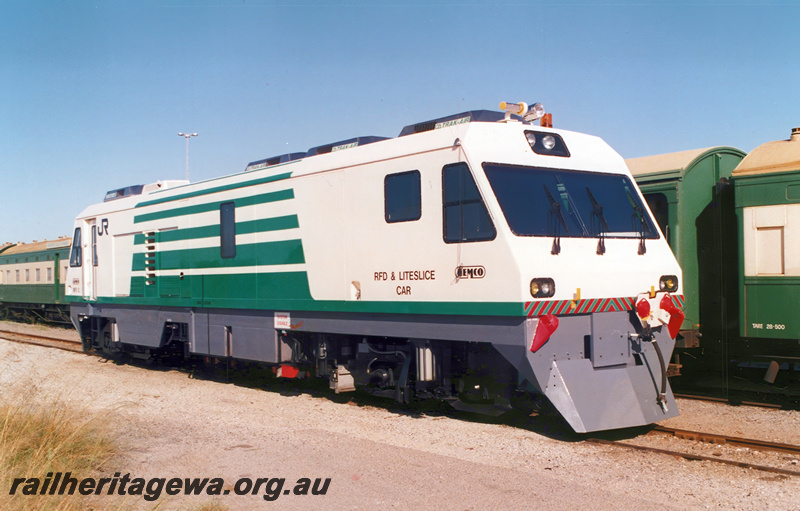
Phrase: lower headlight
[
  {"left": 659, "top": 275, "right": 678, "bottom": 292},
  {"left": 530, "top": 278, "right": 556, "bottom": 298}
]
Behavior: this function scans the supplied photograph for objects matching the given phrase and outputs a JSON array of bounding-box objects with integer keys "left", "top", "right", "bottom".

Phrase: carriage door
[
  {"left": 68, "top": 220, "right": 97, "bottom": 301},
  {"left": 90, "top": 221, "right": 99, "bottom": 300},
  {"left": 82, "top": 219, "right": 97, "bottom": 301}
]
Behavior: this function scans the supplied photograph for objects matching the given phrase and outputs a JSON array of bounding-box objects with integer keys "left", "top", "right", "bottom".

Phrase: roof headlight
[
  {"left": 524, "top": 130, "right": 570, "bottom": 157},
  {"left": 523, "top": 102, "right": 545, "bottom": 122}
]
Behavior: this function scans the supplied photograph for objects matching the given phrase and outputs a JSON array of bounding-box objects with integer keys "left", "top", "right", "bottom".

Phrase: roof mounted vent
[
  {"left": 104, "top": 185, "right": 145, "bottom": 202},
  {"left": 398, "top": 110, "right": 511, "bottom": 137},
  {"left": 245, "top": 152, "right": 305, "bottom": 172},
  {"left": 305, "top": 136, "right": 388, "bottom": 157},
  {"left": 791, "top": 127, "right": 800, "bottom": 142}
]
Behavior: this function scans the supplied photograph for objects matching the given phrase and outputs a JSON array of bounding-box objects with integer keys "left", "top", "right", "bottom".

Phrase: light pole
[{"left": 178, "top": 132, "right": 198, "bottom": 181}]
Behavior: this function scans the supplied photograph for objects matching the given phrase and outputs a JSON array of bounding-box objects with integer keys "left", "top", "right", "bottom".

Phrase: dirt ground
[{"left": 0, "top": 324, "right": 798, "bottom": 510}]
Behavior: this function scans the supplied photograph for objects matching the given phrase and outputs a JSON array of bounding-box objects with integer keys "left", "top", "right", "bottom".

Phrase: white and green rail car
[{"left": 66, "top": 103, "right": 684, "bottom": 432}]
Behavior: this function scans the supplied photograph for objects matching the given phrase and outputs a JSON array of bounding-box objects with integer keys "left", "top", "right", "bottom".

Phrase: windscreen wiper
[
  {"left": 586, "top": 187, "right": 608, "bottom": 255},
  {"left": 543, "top": 185, "right": 568, "bottom": 254},
  {"left": 624, "top": 186, "right": 648, "bottom": 255}
]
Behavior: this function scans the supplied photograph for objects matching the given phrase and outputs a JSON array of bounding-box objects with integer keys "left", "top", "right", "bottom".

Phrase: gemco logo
[{"left": 455, "top": 265, "right": 486, "bottom": 279}]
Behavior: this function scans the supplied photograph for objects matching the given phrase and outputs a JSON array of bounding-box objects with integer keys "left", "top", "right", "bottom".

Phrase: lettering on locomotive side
[
  {"left": 397, "top": 270, "right": 435, "bottom": 281},
  {"left": 455, "top": 265, "right": 485, "bottom": 279},
  {"left": 98, "top": 218, "right": 109, "bottom": 236},
  {"left": 373, "top": 270, "right": 436, "bottom": 281},
  {"left": 372, "top": 269, "right": 436, "bottom": 298}
]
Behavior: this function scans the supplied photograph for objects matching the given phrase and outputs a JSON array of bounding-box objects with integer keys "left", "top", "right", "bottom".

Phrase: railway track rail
[
  {"left": 587, "top": 438, "right": 800, "bottom": 478},
  {"left": 674, "top": 392, "right": 790, "bottom": 410},
  {"left": 2, "top": 324, "right": 798, "bottom": 478},
  {"left": 0, "top": 328, "right": 84, "bottom": 354},
  {"left": 651, "top": 425, "right": 800, "bottom": 456},
  {"left": 587, "top": 425, "right": 800, "bottom": 478}
]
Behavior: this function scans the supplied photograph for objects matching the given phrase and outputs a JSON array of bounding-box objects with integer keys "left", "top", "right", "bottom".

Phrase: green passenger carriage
[
  {"left": 627, "top": 147, "right": 746, "bottom": 353},
  {"left": 731, "top": 128, "right": 800, "bottom": 391},
  {"left": 628, "top": 131, "right": 800, "bottom": 402},
  {"left": 0, "top": 238, "right": 72, "bottom": 323}
]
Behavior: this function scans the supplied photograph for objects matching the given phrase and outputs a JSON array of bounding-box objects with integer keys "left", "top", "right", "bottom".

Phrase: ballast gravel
[{"left": 0, "top": 323, "right": 798, "bottom": 510}]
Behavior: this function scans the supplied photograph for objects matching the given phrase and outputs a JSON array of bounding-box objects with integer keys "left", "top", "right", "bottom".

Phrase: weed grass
[{"left": 0, "top": 392, "right": 116, "bottom": 511}]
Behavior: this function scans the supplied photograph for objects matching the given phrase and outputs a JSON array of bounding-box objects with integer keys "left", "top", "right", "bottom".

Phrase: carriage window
[
  {"left": 442, "top": 163, "right": 496, "bottom": 243},
  {"left": 385, "top": 170, "right": 421, "bottom": 223},
  {"left": 644, "top": 193, "right": 670, "bottom": 245},
  {"left": 220, "top": 202, "right": 236, "bottom": 259},
  {"left": 69, "top": 227, "right": 82, "bottom": 267}
]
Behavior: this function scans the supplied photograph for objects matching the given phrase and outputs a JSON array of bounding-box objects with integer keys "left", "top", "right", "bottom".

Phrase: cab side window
[
  {"left": 69, "top": 228, "right": 82, "bottom": 267},
  {"left": 385, "top": 170, "right": 421, "bottom": 223},
  {"left": 644, "top": 193, "right": 669, "bottom": 246},
  {"left": 442, "top": 163, "right": 495, "bottom": 243}
]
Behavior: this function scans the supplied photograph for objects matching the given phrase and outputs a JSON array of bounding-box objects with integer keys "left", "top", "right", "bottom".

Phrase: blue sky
[{"left": 1, "top": 0, "right": 798, "bottom": 243}]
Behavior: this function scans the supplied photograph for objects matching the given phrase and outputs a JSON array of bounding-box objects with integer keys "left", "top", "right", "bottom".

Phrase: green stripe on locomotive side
[
  {"left": 133, "top": 215, "right": 300, "bottom": 245},
  {"left": 128, "top": 271, "right": 312, "bottom": 301},
  {"left": 135, "top": 171, "right": 293, "bottom": 208},
  {"left": 204, "top": 271, "right": 314, "bottom": 301},
  {"left": 134, "top": 189, "right": 294, "bottom": 224},
  {"left": 153, "top": 239, "right": 305, "bottom": 270},
  {"left": 131, "top": 252, "right": 146, "bottom": 272},
  {"left": 131, "top": 239, "right": 304, "bottom": 273}
]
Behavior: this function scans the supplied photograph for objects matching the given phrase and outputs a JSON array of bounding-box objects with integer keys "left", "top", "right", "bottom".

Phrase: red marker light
[
  {"left": 277, "top": 364, "right": 300, "bottom": 378},
  {"left": 660, "top": 294, "right": 685, "bottom": 339},
  {"left": 636, "top": 299, "right": 651, "bottom": 319},
  {"left": 530, "top": 314, "right": 559, "bottom": 352}
]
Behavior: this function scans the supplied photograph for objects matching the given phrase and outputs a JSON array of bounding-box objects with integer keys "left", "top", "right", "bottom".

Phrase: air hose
[{"left": 651, "top": 338, "right": 668, "bottom": 413}]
